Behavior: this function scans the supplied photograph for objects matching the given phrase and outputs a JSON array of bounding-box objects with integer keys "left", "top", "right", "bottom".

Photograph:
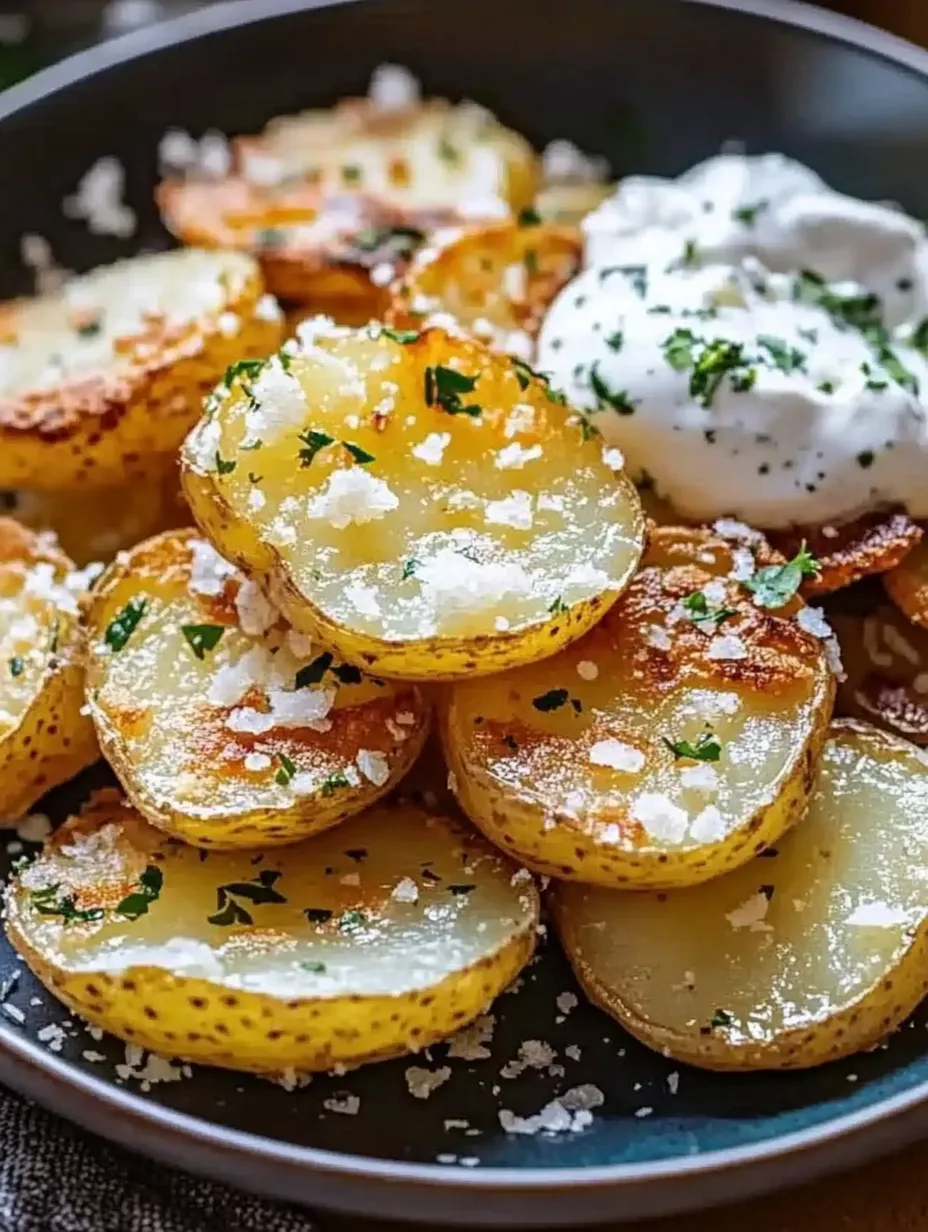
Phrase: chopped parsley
[
  {"left": 341, "top": 164, "right": 362, "bottom": 184},
  {"left": 76, "top": 315, "right": 102, "bottom": 338},
  {"left": 343, "top": 442, "right": 375, "bottom": 465},
  {"left": 579, "top": 418, "right": 601, "bottom": 442},
  {"left": 8, "top": 656, "right": 23, "bottom": 678},
  {"left": 214, "top": 452, "right": 236, "bottom": 476},
  {"left": 354, "top": 226, "right": 424, "bottom": 256},
  {"left": 875, "top": 344, "right": 919, "bottom": 395},
  {"left": 743, "top": 542, "right": 819, "bottom": 608},
  {"left": 532, "top": 688, "right": 569, "bottom": 712},
  {"left": 223, "top": 358, "right": 266, "bottom": 388},
  {"left": 548, "top": 596, "right": 568, "bottom": 615},
  {"left": 208, "top": 869, "right": 286, "bottom": 927},
  {"left": 817, "top": 380, "right": 835, "bottom": 394},
  {"left": 911, "top": 318, "right": 928, "bottom": 352},
  {"left": 401, "top": 559, "right": 419, "bottom": 581},
  {"left": 662, "top": 329, "right": 757, "bottom": 406},
  {"left": 181, "top": 624, "right": 225, "bottom": 661},
  {"left": 241, "top": 438, "right": 263, "bottom": 451},
  {"left": 295, "top": 652, "right": 333, "bottom": 689},
  {"left": 589, "top": 362, "right": 636, "bottom": 414},
  {"left": 793, "top": 270, "right": 883, "bottom": 335},
  {"left": 756, "top": 334, "right": 806, "bottom": 374},
  {"left": 298, "top": 428, "right": 335, "bottom": 466},
  {"left": 424, "top": 365, "right": 481, "bottom": 417},
  {"left": 321, "top": 772, "right": 350, "bottom": 797},
  {"left": 518, "top": 207, "right": 542, "bottom": 226},
  {"left": 605, "top": 331, "right": 624, "bottom": 352},
  {"left": 381, "top": 327, "right": 419, "bottom": 344},
  {"left": 682, "top": 591, "right": 735, "bottom": 629},
  {"left": 275, "top": 752, "right": 297, "bottom": 787},
  {"left": 300, "top": 960, "right": 327, "bottom": 973},
  {"left": 339, "top": 908, "right": 368, "bottom": 931},
  {"left": 29, "top": 884, "right": 103, "bottom": 925},
  {"left": 710, "top": 1009, "right": 733, "bottom": 1029},
  {"left": 857, "top": 450, "right": 875, "bottom": 469},
  {"left": 732, "top": 200, "right": 768, "bottom": 226},
  {"left": 104, "top": 598, "right": 147, "bottom": 653},
  {"left": 663, "top": 732, "right": 722, "bottom": 762},
  {"left": 115, "top": 865, "right": 163, "bottom": 921}
]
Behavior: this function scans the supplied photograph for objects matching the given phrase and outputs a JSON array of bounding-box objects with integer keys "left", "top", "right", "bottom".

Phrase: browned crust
[{"left": 768, "top": 509, "right": 922, "bottom": 596}]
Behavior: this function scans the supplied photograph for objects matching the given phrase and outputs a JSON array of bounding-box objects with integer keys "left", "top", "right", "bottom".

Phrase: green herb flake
[
  {"left": 579, "top": 418, "right": 601, "bottom": 442},
  {"left": 223, "top": 358, "right": 266, "bottom": 388},
  {"left": 209, "top": 869, "right": 286, "bottom": 927},
  {"left": 321, "top": 771, "right": 350, "bottom": 798},
  {"left": 343, "top": 442, "right": 376, "bottom": 465},
  {"left": 857, "top": 450, "right": 875, "bottom": 469},
  {"left": 116, "top": 865, "right": 164, "bottom": 921},
  {"left": 817, "top": 380, "right": 835, "bottom": 395},
  {"left": 524, "top": 249, "right": 539, "bottom": 276},
  {"left": 214, "top": 451, "right": 236, "bottom": 476},
  {"left": 663, "top": 732, "right": 723, "bottom": 762},
  {"left": 757, "top": 334, "right": 806, "bottom": 374},
  {"left": 743, "top": 542, "right": 819, "bottom": 609},
  {"left": 181, "top": 624, "right": 225, "bottom": 661},
  {"left": 911, "top": 318, "right": 928, "bottom": 352},
  {"left": 8, "top": 656, "right": 23, "bottom": 678},
  {"left": 104, "top": 598, "right": 147, "bottom": 653},
  {"left": 589, "top": 363, "right": 636, "bottom": 415},
  {"left": 605, "top": 331, "right": 624, "bottom": 352},
  {"left": 298, "top": 428, "right": 335, "bottom": 467},
  {"left": 424, "top": 365, "right": 481, "bottom": 417},
  {"left": 732, "top": 200, "right": 768, "bottom": 226},
  {"left": 381, "top": 327, "right": 419, "bottom": 344},
  {"left": 295, "top": 652, "right": 333, "bottom": 689},
  {"left": 532, "top": 688, "right": 569, "bottom": 712},
  {"left": 341, "top": 164, "right": 362, "bottom": 184},
  {"left": 682, "top": 591, "right": 736, "bottom": 629},
  {"left": 548, "top": 596, "right": 568, "bottom": 615},
  {"left": 339, "top": 908, "right": 368, "bottom": 931},
  {"left": 76, "top": 316, "right": 102, "bottom": 338},
  {"left": 401, "top": 559, "right": 419, "bottom": 581},
  {"left": 710, "top": 1009, "right": 733, "bottom": 1029},
  {"left": 518, "top": 207, "right": 542, "bottom": 226},
  {"left": 793, "top": 270, "right": 884, "bottom": 335},
  {"left": 300, "top": 960, "right": 327, "bottom": 973},
  {"left": 876, "top": 345, "right": 920, "bottom": 395},
  {"left": 241, "top": 438, "right": 263, "bottom": 451},
  {"left": 30, "top": 884, "right": 104, "bottom": 925},
  {"left": 275, "top": 752, "right": 298, "bottom": 787}
]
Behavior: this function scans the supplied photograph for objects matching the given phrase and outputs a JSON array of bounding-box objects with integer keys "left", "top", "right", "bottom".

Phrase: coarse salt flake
[
  {"left": 307, "top": 469, "right": 399, "bottom": 529},
  {"left": 589, "top": 738, "right": 645, "bottom": 773}
]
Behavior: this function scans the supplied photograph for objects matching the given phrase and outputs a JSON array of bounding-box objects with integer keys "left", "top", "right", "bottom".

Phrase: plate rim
[{"left": 3, "top": 0, "right": 928, "bottom": 1221}]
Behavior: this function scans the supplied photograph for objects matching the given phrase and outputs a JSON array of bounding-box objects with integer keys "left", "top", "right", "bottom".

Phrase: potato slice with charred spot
[
  {"left": 0, "top": 519, "right": 98, "bottom": 817},
  {"left": 769, "top": 509, "right": 922, "bottom": 596},
  {"left": 884, "top": 535, "right": 928, "bottom": 627},
  {"left": 441, "top": 526, "right": 835, "bottom": 888},
  {"left": 552, "top": 720, "right": 928, "bottom": 1071},
  {"left": 0, "top": 250, "right": 281, "bottom": 491},
  {"left": 181, "top": 322, "right": 645, "bottom": 681},
  {"left": 6, "top": 789, "right": 539, "bottom": 1074},
  {"left": 387, "top": 220, "right": 581, "bottom": 358},
  {"left": 84, "top": 530, "right": 430, "bottom": 848}
]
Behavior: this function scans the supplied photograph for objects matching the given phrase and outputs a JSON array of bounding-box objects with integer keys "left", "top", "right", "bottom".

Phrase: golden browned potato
[
  {"left": 769, "top": 509, "right": 922, "bottom": 596},
  {"left": 180, "top": 322, "right": 645, "bottom": 680},
  {"left": 6, "top": 789, "right": 540, "bottom": 1074},
  {"left": 884, "top": 535, "right": 928, "bottom": 626},
  {"left": 441, "top": 526, "right": 835, "bottom": 888},
  {"left": 386, "top": 219, "right": 580, "bottom": 357},
  {"left": 0, "top": 249, "right": 282, "bottom": 491},
  {"left": 84, "top": 529, "right": 430, "bottom": 847},
  {"left": 0, "top": 519, "right": 98, "bottom": 817},
  {"left": 158, "top": 79, "right": 538, "bottom": 312},
  {"left": 552, "top": 720, "right": 928, "bottom": 1071}
]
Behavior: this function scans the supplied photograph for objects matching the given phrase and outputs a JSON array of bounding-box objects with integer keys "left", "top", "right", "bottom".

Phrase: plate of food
[{"left": 4, "top": 0, "right": 928, "bottom": 1224}]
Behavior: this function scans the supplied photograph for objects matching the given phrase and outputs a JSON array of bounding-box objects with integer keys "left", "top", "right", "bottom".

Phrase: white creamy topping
[
  {"left": 306, "top": 467, "right": 399, "bottom": 528},
  {"left": 537, "top": 152, "right": 928, "bottom": 528}
]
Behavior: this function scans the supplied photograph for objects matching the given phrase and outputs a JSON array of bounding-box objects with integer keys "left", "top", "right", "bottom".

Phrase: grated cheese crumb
[
  {"left": 484, "top": 490, "right": 534, "bottom": 530},
  {"left": 589, "top": 738, "right": 644, "bottom": 773},
  {"left": 706, "top": 633, "right": 747, "bottom": 661},
  {"left": 391, "top": 876, "right": 419, "bottom": 904},
  {"left": 405, "top": 1066, "right": 452, "bottom": 1099},
  {"left": 307, "top": 468, "right": 399, "bottom": 529},
  {"left": 631, "top": 792, "right": 688, "bottom": 843},
  {"left": 412, "top": 432, "right": 451, "bottom": 465},
  {"left": 356, "top": 748, "right": 390, "bottom": 786},
  {"left": 323, "top": 1093, "right": 361, "bottom": 1116},
  {"left": 246, "top": 357, "right": 306, "bottom": 442},
  {"left": 189, "top": 539, "right": 237, "bottom": 597},
  {"left": 689, "top": 804, "right": 725, "bottom": 843},
  {"left": 495, "top": 443, "right": 543, "bottom": 471},
  {"left": 725, "top": 891, "right": 773, "bottom": 932}
]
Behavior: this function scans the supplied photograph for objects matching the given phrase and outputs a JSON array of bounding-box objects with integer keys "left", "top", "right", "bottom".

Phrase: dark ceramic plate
[{"left": 4, "top": 0, "right": 928, "bottom": 1224}]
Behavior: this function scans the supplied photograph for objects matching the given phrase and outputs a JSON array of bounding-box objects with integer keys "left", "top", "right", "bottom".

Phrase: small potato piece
[
  {"left": 442, "top": 527, "right": 834, "bottom": 887},
  {"left": 0, "top": 249, "right": 282, "bottom": 491},
  {"left": 387, "top": 220, "right": 581, "bottom": 357},
  {"left": 769, "top": 509, "right": 922, "bottom": 596},
  {"left": 85, "top": 530, "right": 430, "bottom": 847},
  {"left": 6, "top": 471, "right": 187, "bottom": 566},
  {"left": 553, "top": 720, "right": 928, "bottom": 1071},
  {"left": 534, "top": 181, "right": 615, "bottom": 225},
  {"left": 6, "top": 790, "right": 540, "bottom": 1074},
  {"left": 885, "top": 536, "right": 928, "bottom": 626},
  {"left": 181, "top": 323, "right": 645, "bottom": 680},
  {"left": 0, "top": 519, "right": 98, "bottom": 817}
]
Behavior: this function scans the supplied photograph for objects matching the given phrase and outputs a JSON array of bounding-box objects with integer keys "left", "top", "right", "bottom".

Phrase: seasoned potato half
[
  {"left": 828, "top": 591, "right": 928, "bottom": 746},
  {"left": 158, "top": 87, "right": 537, "bottom": 309},
  {"left": 0, "top": 249, "right": 282, "bottom": 491},
  {"left": 442, "top": 526, "right": 835, "bottom": 887},
  {"left": 6, "top": 790, "right": 539, "bottom": 1074},
  {"left": 85, "top": 530, "right": 430, "bottom": 847},
  {"left": 0, "top": 519, "right": 98, "bottom": 817},
  {"left": 553, "top": 720, "right": 928, "bottom": 1071},
  {"left": 181, "top": 322, "right": 645, "bottom": 680},
  {"left": 387, "top": 219, "right": 580, "bottom": 357},
  {"left": 770, "top": 510, "right": 922, "bottom": 596},
  {"left": 6, "top": 471, "right": 186, "bottom": 566},
  {"left": 885, "top": 536, "right": 928, "bottom": 627}
]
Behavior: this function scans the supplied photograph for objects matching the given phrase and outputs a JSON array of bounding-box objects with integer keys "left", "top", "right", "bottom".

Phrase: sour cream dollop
[{"left": 537, "top": 153, "right": 928, "bottom": 528}]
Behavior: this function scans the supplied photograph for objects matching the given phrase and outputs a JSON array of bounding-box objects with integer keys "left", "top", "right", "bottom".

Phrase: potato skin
[
  {"left": 0, "top": 520, "right": 98, "bottom": 818},
  {"left": 884, "top": 536, "right": 928, "bottom": 628}
]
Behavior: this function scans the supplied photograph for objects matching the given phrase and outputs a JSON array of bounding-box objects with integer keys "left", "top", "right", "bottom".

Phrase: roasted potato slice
[
  {"left": 884, "top": 535, "right": 928, "bottom": 627},
  {"left": 84, "top": 529, "right": 430, "bottom": 847},
  {"left": 6, "top": 789, "right": 539, "bottom": 1074},
  {"left": 181, "top": 322, "right": 645, "bottom": 680},
  {"left": 0, "top": 249, "right": 282, "bottom": 491},
  {"left": 158, "top": 83, "right": 537, "bottom": 310},
  {"left": 769, "top": 509, "right": 922, "bottom": 596},
  {"left": 387, "top": 219, "right": 580, "bottom": 357},
  {"left": 828, "top": 588, "right": 928, "bottom": 745},
  {"left": 0, "top": 519, "right": 98, "bottom": 817},
  {"left": 441, "top": 526, "right": 835, "bottom": 887},
  {"left": 553, "top": 720, "right": 928, "bottom": 1071},
  {"left": 5, "top": 471, "right": 187, "bottom": 566}
]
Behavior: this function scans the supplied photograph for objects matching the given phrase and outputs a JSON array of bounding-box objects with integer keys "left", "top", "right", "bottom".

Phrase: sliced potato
[
  {"left": 181, "top": 322, "right": 645, "bottom": 680},
  {"left": 0, "top": 519, "right": 98, "bottom": 817},
  {"left": 5, "top": 470, "right": 187, "bottom": 566},
  {"left": 534, "top": 180, "right": 615, "bottom": 225},
  {"left": 158, "top": 89, "right": 537, "bottom": 308},
  {"left": 884, "top": 535, "right": 928, "bottom": 626},
  {"left": 85, "top": 529, "right": 430, "bottom": 847},
  {"left": 0, "top": 249, "right": 282, "bottom": 491},
  {"left": 769, "top": 510, "right": 922, "bottom": 596},
  {"left": 441, "top": 526, "right": 835, "bottom": 887},
  {"left": 828, "top": 590, "right": 928, "bottom": 745},
  {"left": 386, "top": 219, "right": 580, "bottom": 357},
  {"left": 553, "top": 720, "right": 928, "bottom": 1071},
  {"left": 6, "top": 789, "right": 539, "bottom": 1074}
]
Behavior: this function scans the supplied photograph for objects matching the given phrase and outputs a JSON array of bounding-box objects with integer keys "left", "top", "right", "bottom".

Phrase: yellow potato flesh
[
  {"left": 181, "top": 324, "right": 644, "bottom": 679},
  {"left": 85, "top": 530, "right": 429, "bottom": 846},
  {"left": 553, "top": 721, "right": 928, "bottom": 1070},
  {"left": 443, "top": 543, "right": 834, "bottom": 886},
  {"left": 7, "top": 792, "right": 539, "bottom": 1073}
]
